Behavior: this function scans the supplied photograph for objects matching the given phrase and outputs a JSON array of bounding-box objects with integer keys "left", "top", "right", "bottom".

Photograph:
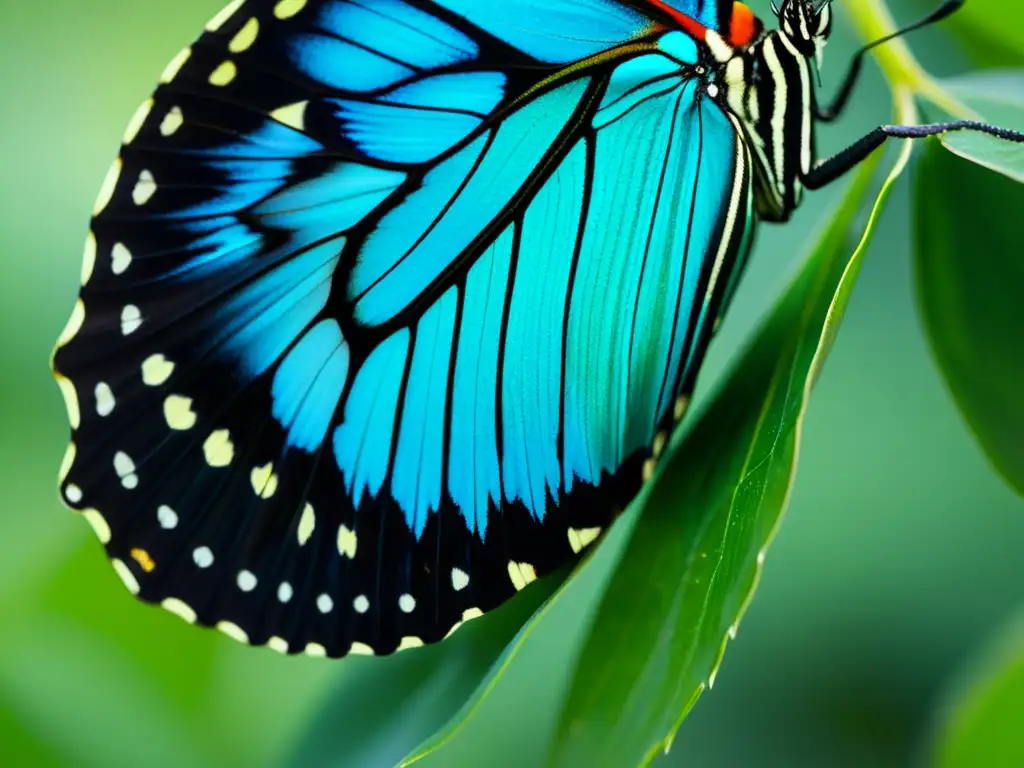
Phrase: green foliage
[
  {"left": 915, "top": 73, "right": 1024, "bottom": 495},
  {"left": 929, "top": 614, "right": 1024, "bottom": 767}
]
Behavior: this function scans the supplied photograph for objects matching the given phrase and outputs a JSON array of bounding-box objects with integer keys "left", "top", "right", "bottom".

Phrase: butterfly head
[{"left": 771, "top": 0, "right": 833, "bottom": 56}]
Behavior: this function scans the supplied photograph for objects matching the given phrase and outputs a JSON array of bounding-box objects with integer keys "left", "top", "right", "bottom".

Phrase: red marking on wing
[
  {"left": 641, "top": 0, "right": 710, "bottom": 41},
  {"left": 728, "top": 2, "right": 762, "bottom": 47}
]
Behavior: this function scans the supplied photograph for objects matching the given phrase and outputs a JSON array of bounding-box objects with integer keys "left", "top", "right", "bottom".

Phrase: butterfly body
[{"left": 60, "top": 0, "right": 1001, "bottom": 658}]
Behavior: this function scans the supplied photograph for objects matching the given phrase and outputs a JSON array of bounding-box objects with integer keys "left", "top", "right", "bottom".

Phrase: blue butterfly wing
[{"left": 53, "top": 0, "right": 753, "bottom": 657}]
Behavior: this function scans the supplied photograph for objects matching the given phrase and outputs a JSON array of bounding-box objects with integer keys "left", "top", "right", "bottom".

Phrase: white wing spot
[
  {"left": 305, "top": 642, "right": 327, "bottom": 658},
  {"left": 353, "top": 595, "right": 369, "bottom": 614},
  {"left": 274, "top": 0, "right": 308, "bottom": 19},
  {"left": 267, "top": 636, "right": 289, "bottom": 654},
  {"left": 336, "top": 524, "right": 356, "bottom": 559},
  {"left": 163, "top": 395, "right": 197, "bottom": 431},
  {"left": 112, "top": 558, "right": 141, "bottom": 595},
  {"left": 123, "top": 99, "right": 153, "bottom": 144},
  {"left": 317, "top": 594, "right": 334, "bottom": 614},
  {"left": 111, "top": 242, "right": 133, "bottom": 274},
  {"left": 277, "top": 582, "right": 293, "bottom": 603},
  {"left": 398, "top": 636, "right": 424, "bottom": 651},
  {"left": 229, "top": 18, "right": 259, "bottom": 53},
  {"left": 462, "top": 607, "right": 484, "bottom": 622},
  {"left": 57, "top": 299, "right": 86, "bottom": 347},
  {"left": 141, "top": 354, "right": 174, "bottom": 386},
  {"left": 271, "top": 101, "right": 307, "bottom": 131},
  {"left": 160, "top": 47, "right": 192, "bottom": 83},
  {"left": 55, "top": 374, "right": 81, "bottom": 430},
  {"left": 568, "top": 527, "right": 602, "bottom": 554},
  {"left": 507, "top": 561, "right": 537, "bottom": 591},
  {"left": 203, "top": 429, "right": 234, "bottom": 467},
  {"left": 451, "top": 568, "right": 469, "bottom": 591},
  {"left": 398, "top": 594, "right": 416, "bottom": 613},
  {"left": 162, "top": 598, "right": 197, "bottom": 624},
  {"left": 297, "top": 503, "right": 315, "bottom": 545},
  {"left": 216, "top": 621, "right": 249, "bottom": 644},
  {"left": 82, "top": 509, "right": 111, "bottom": 544},
  {"left": 93, "top": 158, "right": 121, "bottom": 215},
  {"left": 59, "top": 442, "right": 76, "bottom": 483},
  {"left": 64, "top": 483, "right": 83, "bottom": 504},
  {"left": 81, "top": 232, "right": 97, "bottom": 285},
  {"left": 193, "top": 546, "right": 214, "bottom": 568},
  {"left": 209, "top": 60, "right": 237, "bottom": 86},
  {"left": 121, "top": 304, "right": 142, "bottom": 335},
  {"left": 237, "top": 570, "right": 257, "bottom": 592},
  {"left": 349, "top": 642, "right": 375, "bottom": 656},
  {"left": 132, "top": 170, "right": 156, "bottom": 205},
  {"left": 94, "top": 382, "right": 115, "bottom": 417},
  {"left": 157, "top": 505, "right": 178, "bottom": 530},
  {"left": 206, "top": 0, "right": 245, "bottom": 30},
  {"left": 250, "top": 463, "right": 278, "bottom": 499},
  {"left": 160, "top": 107, "right": 184, "bottom": 137},
  {"left": 114, "top": 451, "right": 138, "bottom": 490}
]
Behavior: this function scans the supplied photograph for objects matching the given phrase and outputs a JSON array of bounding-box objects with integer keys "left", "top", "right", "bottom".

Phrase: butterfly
[{"left": 52, "top": 0, "right": 1021, "bottom": 658}]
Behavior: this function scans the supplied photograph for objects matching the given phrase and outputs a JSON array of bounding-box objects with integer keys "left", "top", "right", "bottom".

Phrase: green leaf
[
  {"left": 547, "top": 119, "right": 915, "bottom": 766},
  {"left": 929, "top": 613, "right": 1024, "bottom": 767},
  {"left": 290, "top": 569, "right": 568, "bottom": 768},
  {"left": 939, "top": 71, "right": 1024, "bottom": 183},
  {"left": 914, "top": 109, "right": 1024, "bottom": 497},
  {"left": 946, "top": 0, "right": 1024, "bottom": 63}
]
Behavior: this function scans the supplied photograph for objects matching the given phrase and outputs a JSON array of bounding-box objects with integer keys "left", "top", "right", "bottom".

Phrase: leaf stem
[{"left": 842, "top": 0, "right": 972, "bottom": 119}]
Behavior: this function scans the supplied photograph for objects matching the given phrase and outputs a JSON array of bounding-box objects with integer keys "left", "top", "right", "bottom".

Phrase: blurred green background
[{"left": 1, "top": 1, "right": 1021, "bottom": 766}]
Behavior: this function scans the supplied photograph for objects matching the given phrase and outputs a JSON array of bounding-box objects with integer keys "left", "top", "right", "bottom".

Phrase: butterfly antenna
[{"left": 816, "top": 0, "right": 966, "bottom": 122}]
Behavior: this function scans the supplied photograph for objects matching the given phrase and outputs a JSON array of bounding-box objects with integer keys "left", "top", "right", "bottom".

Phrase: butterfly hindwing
[{"left": 53, "top": 0, "right": 752, "bottom": 656}]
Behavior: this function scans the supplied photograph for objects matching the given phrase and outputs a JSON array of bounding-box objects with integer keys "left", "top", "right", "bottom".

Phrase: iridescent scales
[{"left": 53, "top": 0, "right": 754, "bottom": 658}]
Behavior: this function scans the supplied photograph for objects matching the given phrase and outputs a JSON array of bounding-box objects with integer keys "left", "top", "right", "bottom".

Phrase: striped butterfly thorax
[{"left": 51, "top": 0, "right": 1023, "bottom": 658}]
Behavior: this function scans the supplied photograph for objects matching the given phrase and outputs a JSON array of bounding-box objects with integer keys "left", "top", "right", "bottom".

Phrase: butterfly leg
[
  {"left": 801, "top": 120, "right": 1024, "bottom": 190},
  {"left": 815, "top": 0, "right": 966, "bottom": 122}
]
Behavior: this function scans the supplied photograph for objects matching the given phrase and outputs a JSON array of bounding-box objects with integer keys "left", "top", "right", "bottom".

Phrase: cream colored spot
[
  {"left": 444, "top": 621, "right": 463, "bottom": 639},
  {"left": 55, "top": 374, "right": 81, "bottom": 430},
  {"left": 121, "top": 304, "right": 142, "bottom": 335},
  {"left": 398, "top": 636, "right": 424, "bottom": 651},
  {"left": 157, "top": 505, "right": 178, "bottom": 530},
  {"left": 114, "top": 451, "right": 138, "bottom": 490},
  {"left": 462, "top": 607, "right": 484, "bottom": 622},
  {"left": 230, "top": 18, "right": 259, "bottom": 52},
  {"left": 93, "top": 158, "right": 121, "bottom": 215},
  {"left": 675, "top": 395, "right": 690, "bottom": 421},
  {"left": 250, "top": 463, "right": 278, "bottom": 499},
  {"left": 209, "top": 60, "right": 237, "bottom": 86},
  {"left": 142, "top": 354, "right": 174, "bottom": 386},
  {"left": 267, "top": 636, "right": 289, "bottom": 654},
  {"left": 217, "top": 621, "right": 250, "bottom": 644},
  {"left": 568, "top": 527, "right": 602, "bottom": 554},
  {"left": 271, "top": 101, "right": 307, "bottom": 131},
  {"left": 160, "top": 107, "right": 184, "bottom": 137},
  {"left": 336, "top": 524, "right": 356, "bottom": 559},
  {"left": 160, "top": 47, "right": 192, "bottom": 83},
  {"left": 111, "top": 242, "right": 133, "bottom": 274},
  {"left": 297, "top": 503, "right": 315, "bottom": 545},
  {"left": 81, "top": 232, "right": 97, "bottom": 285},
  {"left": 65, "top": 483, "right": 83, "bottom": 504},
  {"left": 57, "top": 299, "right": 85, "bottom": 346},
  {"left": 277, "top": 582, "right": 293, "bottom": 603},
  {"left": 353, "top": 595, "right": 369, "bottom": 614},
  {"left": 274, "top": 0, "right": 307, "bottom": 19},
  {"left": 349, "top": 642, "right": 374, "bottom": 657},
  {"left": 133, "top": 170, "right": 156, "bottom": 206},
  {"left": 123, "top": 99, "right": 153, "bottom": 144},
  {"left": 59, "top": 442, "right": 76, "bottom": 483},
  {"left": 305, "top": 642, "right": 327, "bottom": 658},
  {"left": 317, "top": 594, "right": 334, "bottom": 614},
  {"left": 507, "top": 562, "right": 537, "bottom": 591},
  {"left": 206, "top": 0, "right": 245, "bottom": 30},
  {"left": 131, "top": 548, "right": 156, "bottom": 573},
  {"left": 237, "top": 570, "right": 257, "bottom": 592},
  {"left": 162, "top": 598, "right": 197, "bottom": 624},
  {"left": 164, "top": 395, "right": 197, "bottom": 431},
  {"left": 193, "top": 546, "right": 214, "bottom": 568},
  {"left": 642, "top": 458, "right": 657, "bottom": 482},
  {"left": 112, "top": 558, "right": 141, "bottom": 594},
  {"left": 653, "top": 431, "right": 667, "bottom": 459},
  {"left": 203, "top": 429, "right": 234, "bottom": 467},
  {"left": 398, "top": 593, "right": 416, "bottom": 613},
  {"left": 95, "top": 382, "right": 115, "bottom": 417},
  {"left": 81, "top": 509, "right": 111, "bottom": 544},
  {"left": 451, "top": 568, "right": 469, "bottom": 592}
]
